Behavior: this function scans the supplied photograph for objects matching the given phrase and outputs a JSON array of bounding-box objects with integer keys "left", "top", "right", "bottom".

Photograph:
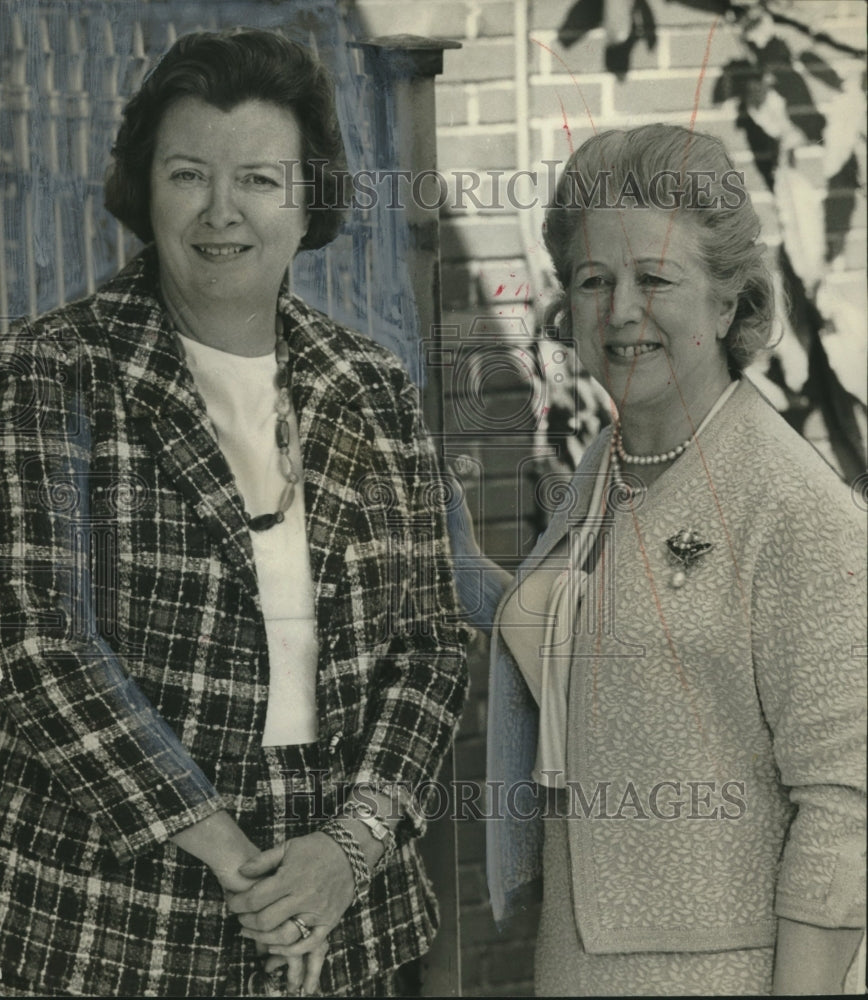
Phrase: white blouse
[
  {"left": 498, "top": 466, "right": 608, "bottom": 788},
  {"left": 179, "top": 333, "right": 319, "bottom": 746}
]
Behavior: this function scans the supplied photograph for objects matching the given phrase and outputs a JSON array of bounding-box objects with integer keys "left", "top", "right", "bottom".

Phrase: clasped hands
[{"left": 221, "top": 830, "right": 358, "bottom": 996}]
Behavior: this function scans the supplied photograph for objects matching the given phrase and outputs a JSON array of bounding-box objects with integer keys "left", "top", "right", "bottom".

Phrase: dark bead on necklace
[
  {"left": 245, "top": 317, "right": 297, "bottom": 533},
  {"left": 248, "top": 512, "right": 280, "bottom": 532}
]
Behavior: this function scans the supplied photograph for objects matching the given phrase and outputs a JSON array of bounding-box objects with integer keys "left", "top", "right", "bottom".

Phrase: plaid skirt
[{"left": 0, "top": 744, "right": 435, "bottom": 997}]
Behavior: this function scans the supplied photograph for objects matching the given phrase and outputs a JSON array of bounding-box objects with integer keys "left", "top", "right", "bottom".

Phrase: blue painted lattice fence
[{"left": 0, "top": 0, "right": 423, "bottom": 380}]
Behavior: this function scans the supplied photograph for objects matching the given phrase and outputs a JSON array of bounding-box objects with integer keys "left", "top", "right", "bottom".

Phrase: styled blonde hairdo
[{"left": 543, "top": 124, "right": 775, "bottom": 373}]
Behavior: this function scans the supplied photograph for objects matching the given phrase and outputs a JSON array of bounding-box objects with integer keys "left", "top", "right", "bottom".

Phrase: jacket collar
[
  {"left": 92, "top": 251, "right": 258, "bottom": 594},
  {"left": 91, "top": 248, "right": 374, "bottom": 419},
  {"left": 93, "top": 248, "right": 375, "bottom": 615},
  {"left": 491, "top": 432, "right": 613, "bottom": 633},
  {"left": 276, "top": 289, "right": 379, "bottom": 620}
]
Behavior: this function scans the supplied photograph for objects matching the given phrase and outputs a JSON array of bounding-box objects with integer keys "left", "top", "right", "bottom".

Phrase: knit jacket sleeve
[
  {"left": 0, "top": 314, "right": 225, "bottom": 863},
  {"left": 340, "top": 368, "right": 470, "bottom": 837},
  {"left": 751, "top": 467, "right": 867, "bottom": 929}
]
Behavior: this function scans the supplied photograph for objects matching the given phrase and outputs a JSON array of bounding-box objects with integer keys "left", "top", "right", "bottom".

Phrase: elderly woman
[
  {"left": 0, "top": 28, "right": 467, "bottom": 998},
  {"left": 453, "top": 124, "right": 865, "bottom": 995}
]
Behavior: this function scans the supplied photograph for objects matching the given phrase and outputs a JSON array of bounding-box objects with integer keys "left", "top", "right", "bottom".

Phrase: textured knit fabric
[
  {"left": 0, "top": 247, "right": 468, "bottom": 996},
  {"left": 534, "top": 809, "right": 775, "bottom": 996},
  {"left": 501, "top": 382, "right": 739, "bottom": 791},
  {"left": 486, "top": 378, "right": 866, "bottom": 956}
]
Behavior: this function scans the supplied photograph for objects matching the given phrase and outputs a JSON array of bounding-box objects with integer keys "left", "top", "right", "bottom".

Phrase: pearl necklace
[
  {"left": 246, "top": 321, "right": 300, "bottom": 532},
  {"left": 613, "top": 424, "right": 694, "bottom": 465},
  {"left": 608, "top": 380, "right": 740, "bottom": 585},
  {"left": 608, "top": 445, "right": 645, "bottom": 500}
]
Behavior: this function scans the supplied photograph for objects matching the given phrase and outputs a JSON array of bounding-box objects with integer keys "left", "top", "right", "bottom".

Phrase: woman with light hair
[{"left": 454, "top": 123, "right": 865, "bottom": 995}]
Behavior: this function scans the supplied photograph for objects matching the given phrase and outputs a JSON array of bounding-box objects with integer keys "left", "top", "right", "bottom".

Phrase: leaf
[
  {"left": 712, "top": 58, "right": 763, "bottom": 105},
  {"left": 778, "top": 247, "right": 866, "bottom": 482},
  {"left": 557, "top": 0, "right": 604, "bottom": 47},
  {"left": 822, "top": 80, "right": 867, "bottom": 179},
  {"left": 605, "top": 36, "right": 637, "bottom": 77},
  {"left": 775, "top": 161, "right": 826, "bottom": 291},
  {"left": 662, "top": 0, "right": 732, "bottom": 16},
  {"left": 816, "top": 280, "right": 868, "bottom": 406},
  {"left": 737, "top": 106, "right": 779, "bottom": 190},
  {"left": 753, "top": 37, "right": 826, "bottom": 144},
  {"left": 634, "top": 0, "right": 657, "bottom": 47},
  {"left": 604, "top": 0, "right": 657, "bottom": 79},
  {"left": 799, "top": 51, "right": 844, "bottom": 92},
  {"left": 824, "top": 152, "right": 860, "bottom": 263}
]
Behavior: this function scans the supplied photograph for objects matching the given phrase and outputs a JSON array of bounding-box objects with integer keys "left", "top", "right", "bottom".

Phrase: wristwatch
[{"left": 342, "top": 801, "right": 397, "bottom": 863}]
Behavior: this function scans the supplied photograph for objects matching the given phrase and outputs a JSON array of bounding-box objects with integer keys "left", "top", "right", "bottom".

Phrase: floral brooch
[{"left": 665, "top": 528, "right": 713, "bottom": 588}]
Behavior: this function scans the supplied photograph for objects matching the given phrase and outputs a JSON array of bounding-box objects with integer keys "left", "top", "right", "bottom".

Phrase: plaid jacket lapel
[
  {"left": 89, "top": 253, "right": 389, "bottom": 619},
  {"left": 92, "top": 253, "right": 259, "bottom": 597},
  {"left": 282, "top": 296, "right": 376, "bottom": 627}
]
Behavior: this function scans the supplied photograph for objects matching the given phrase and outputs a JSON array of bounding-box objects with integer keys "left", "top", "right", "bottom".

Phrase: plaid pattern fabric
[{"left": 0, "top": 249, "right": 468, "bottom": 996}]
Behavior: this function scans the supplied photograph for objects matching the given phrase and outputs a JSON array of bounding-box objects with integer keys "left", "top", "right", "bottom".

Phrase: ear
[{"left": 716, "top": 296, "right": 737, "bottom": 340}]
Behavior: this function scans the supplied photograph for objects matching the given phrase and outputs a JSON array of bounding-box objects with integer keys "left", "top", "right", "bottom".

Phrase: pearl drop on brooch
[{"left": 671, "top": 570, "right": 687, "bottom": 589}]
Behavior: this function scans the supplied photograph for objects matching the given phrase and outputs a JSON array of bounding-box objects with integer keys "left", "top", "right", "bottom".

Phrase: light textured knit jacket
[{"left": 486, "top": 378, "right": 866, "bottom": 951}]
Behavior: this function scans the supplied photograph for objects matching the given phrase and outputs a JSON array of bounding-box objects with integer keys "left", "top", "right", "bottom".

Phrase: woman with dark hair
[
  {"left": 453, "top": 123, "right": 865, "bottom": 995},
  {"left": 0, "top": 28, "right": 467, "bottom": 997}
]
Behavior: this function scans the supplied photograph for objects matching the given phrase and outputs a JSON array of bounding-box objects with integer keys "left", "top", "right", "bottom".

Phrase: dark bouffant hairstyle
[{"left": 104, "top": 27, "right": 346, "bottom": 252}]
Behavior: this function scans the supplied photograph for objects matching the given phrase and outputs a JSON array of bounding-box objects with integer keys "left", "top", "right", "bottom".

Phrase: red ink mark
[
  {"left": 530, "top": 36, "right": 599, "bottom": 136},
  {"left": 557, "top": 96, "right": 574, "bottom": 154},
  {"left": 493, "top": 284, "right": 505, "bottom": 297},
  {"left": 573, "top": 13, "right": 743, "bottom": 776},
  {"left": 689, "top": 18, "right": 719, "bottom": 134}
]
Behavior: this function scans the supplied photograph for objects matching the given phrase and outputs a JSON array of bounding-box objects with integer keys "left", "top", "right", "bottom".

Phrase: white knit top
[{"left": 179, "top": 333, "right": 318, "bottom": 746}]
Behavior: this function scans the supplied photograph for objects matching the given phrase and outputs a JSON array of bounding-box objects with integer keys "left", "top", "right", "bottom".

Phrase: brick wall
[
  {"left": 429, "top": 0, "right": 866, "bottom": 316},
  {"left": 354, "top": 2, "right": 866, "bottom": 995}
]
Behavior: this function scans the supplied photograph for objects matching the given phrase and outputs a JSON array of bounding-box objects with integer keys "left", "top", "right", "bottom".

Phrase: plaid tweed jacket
[{"left": 0, "top": 249, "right": 468, "bottom": 996}]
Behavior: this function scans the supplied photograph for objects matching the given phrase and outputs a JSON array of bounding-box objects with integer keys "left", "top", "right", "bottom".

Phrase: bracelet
[
  {"left": 341, "top": 801, "right": 397, "bottom": 867},
  {"left": 320, "top": 819, "right": 372, "bottom": 905}
]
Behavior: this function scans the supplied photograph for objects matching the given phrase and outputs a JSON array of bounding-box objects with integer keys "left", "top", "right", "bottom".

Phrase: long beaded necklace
[{"left": 246, "top": 319, "right": 300, "bottom": 532}]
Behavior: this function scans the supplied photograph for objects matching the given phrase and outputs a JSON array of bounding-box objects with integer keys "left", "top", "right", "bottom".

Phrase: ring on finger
[{"left": 288, "top": 915, "right": 312, "bottom": 941}]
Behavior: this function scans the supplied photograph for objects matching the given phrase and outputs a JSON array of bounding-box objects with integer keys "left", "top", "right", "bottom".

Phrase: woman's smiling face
[
  {"left": 568, "top": 208, "right": 734, "bottom": 419},
  {"left": 149, "top": 97, "right": 307, "bottom": 316}
]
